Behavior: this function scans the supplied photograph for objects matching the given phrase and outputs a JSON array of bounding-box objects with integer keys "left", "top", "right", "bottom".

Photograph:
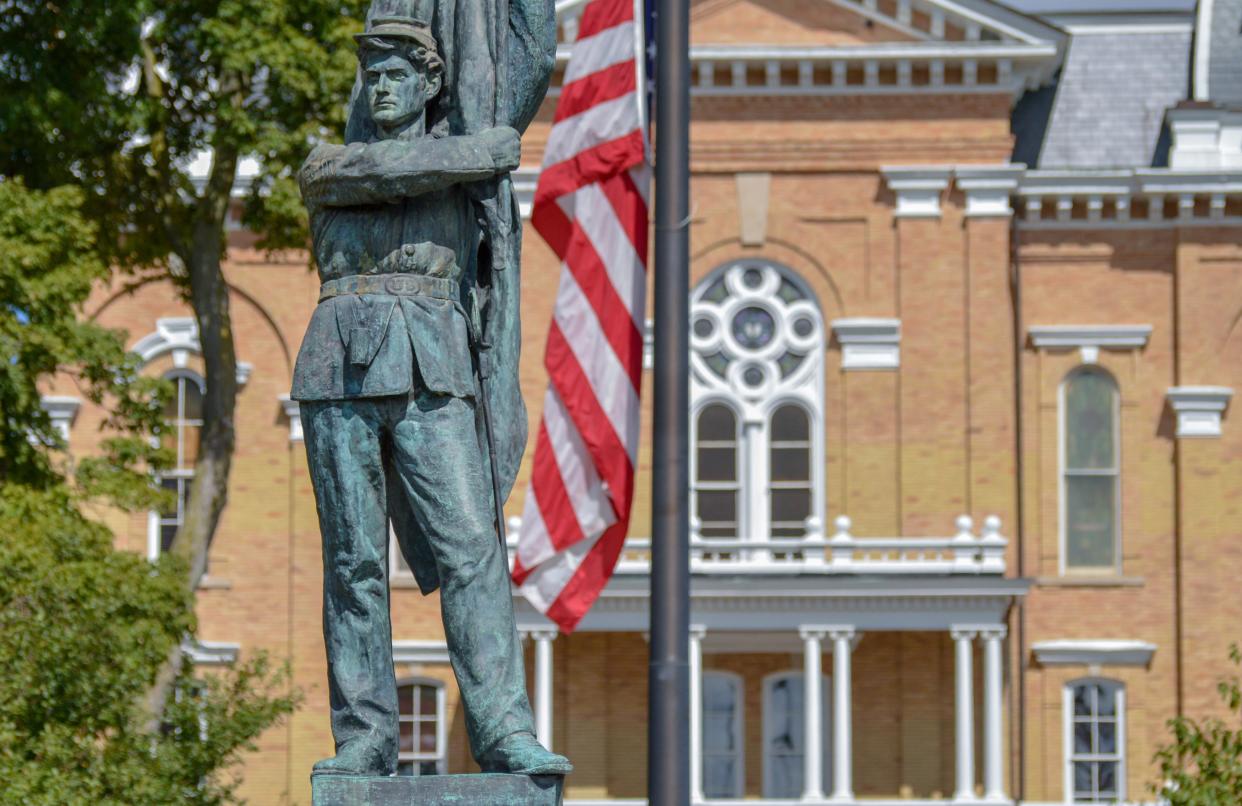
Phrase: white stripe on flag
[
  {"left": 562, "top": 22, "right": 637, "bottom": 85},
  {"left": 552, "top": 267, "right": 642, "bottom": 462},
  {"left": 573, "top": 182, "right": 647, "bottom": 330},
  {"left": 543, "top": 92, "right": 641, "bottom": 167},
  {"left": 517, "top": 529, "right": 604, "bottom": 614}
]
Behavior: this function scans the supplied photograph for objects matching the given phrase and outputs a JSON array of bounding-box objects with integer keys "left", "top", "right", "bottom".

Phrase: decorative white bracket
[
  {"left": 832, "top": 318, "right": 901, "bottom": 370},
  {"left": 40, "top": 396, "right": 81, "bottom": 442},
  {"left": 881, "top": 167, "right": 952, "bottom": 219},
  {"left": 279, "top": 395, "right": 303, "bottom": 442},
  {"left": 1167, "top": 386, "right": 1233, "bottom": 438},
  {"left": 955, "top": 165, "right": 1025, "bottom": 217}
]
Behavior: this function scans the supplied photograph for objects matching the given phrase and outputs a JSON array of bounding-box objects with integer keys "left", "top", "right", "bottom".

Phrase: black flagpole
[{"left": 647, "top": 0, "right": 691, "bottom": 799}]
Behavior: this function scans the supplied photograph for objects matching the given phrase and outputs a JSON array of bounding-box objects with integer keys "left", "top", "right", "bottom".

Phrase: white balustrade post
[
  {"left": 830, "top": 627, "right": 856, "bottom": 801},
  {"left": 952, "top": 515, "right": 977, "bottom": 571},
  {"left": 982, "top": 627, "right": 1007, "bottom": 801},
  {"left": 532, "top": 630, "right": 556, "bottom": 749},
  {"left": 953, "top": 628, "right": 978, "bottom": 801},
  {"left": 799, "top": 627, "right": 826, "bottom": 801},
  {"left": 690, "top": 627, "right": 705, "bottom": 803},
  {"left": 830, "top": 515, "right": 853, "bottom": 570}
]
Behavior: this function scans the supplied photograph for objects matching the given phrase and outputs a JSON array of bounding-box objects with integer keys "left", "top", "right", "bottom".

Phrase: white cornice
[
  {"left": 831, "top": 318, "right": 902, "bottom": 370},
  {"left": 881, "top": 166, "right": 953, "bottom": 218},
  {"left": 1032, "top": 639, "right": 1156, "bottom": 667},
  {"left": 1028, "top": 325, "right": 1152, "bottom": 351},
  {"left": 182, "top": 640, "right": 240, "bottom": 666},
  {"left": 392, "top": 640, "right": 451, "bottom": 664},
  {"left": 1167, "top": 386, "right": 1233, "bottom": 437}
]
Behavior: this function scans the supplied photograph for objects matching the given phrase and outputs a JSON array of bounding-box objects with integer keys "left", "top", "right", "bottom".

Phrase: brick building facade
[{"left": 45, "top": 0, "right": 1242, "bottom": 803}]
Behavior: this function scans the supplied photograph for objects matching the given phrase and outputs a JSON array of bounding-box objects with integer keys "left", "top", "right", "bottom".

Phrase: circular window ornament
[
  {"left": 732, "top": 306, "right": 776, "bottom": 350},
  {"left": 742, "top": 365, "right": 766, "bottom": 388}
]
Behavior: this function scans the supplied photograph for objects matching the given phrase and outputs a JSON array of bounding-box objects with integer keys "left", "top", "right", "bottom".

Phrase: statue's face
[{"left": 363, "top": 50, "right": 439, "bottom": 134}]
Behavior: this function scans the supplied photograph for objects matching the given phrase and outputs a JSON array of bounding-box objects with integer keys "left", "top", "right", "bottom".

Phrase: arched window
[
  {"left": 701, "top": 670, "right": 744, "bottom": 798},
  {"left": 397, "top": 678, "right": 446, "bottom": 775},
  {"left": 151, "top": 370, "right": 204, "bottom": 559},
  {"left": 1064, "top": 679, "right": 1125, "bottom": 802},
  {"left": 762, "top": 671, "right": 829, "bottom": 798},
  {"left": 1061, "top": 369, "right": 1120, "bottom": 573},
  {"left": 690, "top": 261, "right": 825, "bottom": 559}
]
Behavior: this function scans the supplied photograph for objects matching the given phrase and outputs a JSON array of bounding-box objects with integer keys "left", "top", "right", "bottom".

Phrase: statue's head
[{"left": 355, "top": 16, "right": 444, "bottom": 138}]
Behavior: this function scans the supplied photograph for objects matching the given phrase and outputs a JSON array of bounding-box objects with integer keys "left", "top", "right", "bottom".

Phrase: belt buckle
[{"left": 385, "top": 275, "right": 417, "bottom": 295}]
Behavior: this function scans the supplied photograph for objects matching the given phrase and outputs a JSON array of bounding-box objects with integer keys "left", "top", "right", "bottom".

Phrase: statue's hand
[{"left": 479, "top": 127, "right": 522, "bottom": 174}]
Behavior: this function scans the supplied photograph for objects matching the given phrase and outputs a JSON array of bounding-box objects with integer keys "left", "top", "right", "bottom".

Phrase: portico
[{"left": 512, "top": 516, "right": 1027, "bottom": 805}]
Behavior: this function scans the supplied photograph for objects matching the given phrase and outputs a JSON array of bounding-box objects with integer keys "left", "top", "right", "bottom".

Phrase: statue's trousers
[{"left": 302, "top": 392, "right": 535, "bottom": 771}]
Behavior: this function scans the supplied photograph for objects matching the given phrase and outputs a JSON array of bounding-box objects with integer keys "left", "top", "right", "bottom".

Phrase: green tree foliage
[
  {"left": 0, "top": 0, "right": 366, "bottom": 591},
  {"left": 0, "top": 181, "right": 297, "bottom": 803},
  {"left": 1156, "top": 645, "right": 1242, "bottom": 805},
  {"left": 0, "top": 486, "right": 299, "bottom": 806},
  {"left": 1, "top": 0, "right": 365, "bottom": 717},
  {"left": 0, "top": 179, "right": 167, "bottom": 506}
]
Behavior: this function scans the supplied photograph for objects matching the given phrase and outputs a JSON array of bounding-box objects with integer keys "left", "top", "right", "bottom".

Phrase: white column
[
  {"left": 800, "top": 628, "right": 826, "bottom": 801},
  {"left": 830, "top": 627, "right": 856, "bottom": 801},
  {"left": 982, "top": 627, "right": 1007, "bottom": 801},
  {"left": 953, "top": 628, "right": 978, "bottom": 801},
  {"left": 532, "top": 630, "right": 556, "bottom": 748},
  {"left": 690, "top": 627, "right": 705, "bottom": 803}
]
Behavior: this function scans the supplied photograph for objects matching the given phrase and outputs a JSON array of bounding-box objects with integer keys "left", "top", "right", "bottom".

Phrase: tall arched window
[
  {"left": 151, "top": 370, "right": 204, "bottom": 559},
  {"left": 701, "top": 670, "right": 744, "bottom": 798},
  {"left": 762, "top": 671, "right": 829, "bottom": 798},
  {"left": 690, "top": 261, "right": 825, "bottom": 558},
  {"left": 1065, "top": 679, "right": 1125, "bottom": 802},
  {"left": 397, "top": 678, "right": 446, "bottom": 775},
  {"left": 1061, "top": 369, "right": 1120, "bottom": 573}
]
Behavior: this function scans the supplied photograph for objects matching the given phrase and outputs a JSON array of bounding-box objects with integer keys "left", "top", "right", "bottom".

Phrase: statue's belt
[{"left": 318, "top": 273, "right": 459, "bottom": 303}]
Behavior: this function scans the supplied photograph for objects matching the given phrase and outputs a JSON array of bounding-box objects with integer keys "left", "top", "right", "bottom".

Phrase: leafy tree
[
  {"left": 1, "top": 0, "right": 366, "bottom": 714},
  {"left": 0, "top": 486, "right": 300, "bottom": 806},
  {"left": 0, "top": 180, "right": 298, "bottom": 804},
  {"left": 1155, "top": 645, "right": 1242, "bottom": 805}
]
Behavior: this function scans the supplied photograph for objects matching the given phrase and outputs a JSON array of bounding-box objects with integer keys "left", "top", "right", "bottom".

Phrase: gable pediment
[{"left": 690, "top": 0, "right": 920, "bottom": 47}]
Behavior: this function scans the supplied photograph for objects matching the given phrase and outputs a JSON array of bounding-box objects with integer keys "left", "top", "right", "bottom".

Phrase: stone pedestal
[{"left": 311, "top": 773, "right": 564, "bottom": 805}]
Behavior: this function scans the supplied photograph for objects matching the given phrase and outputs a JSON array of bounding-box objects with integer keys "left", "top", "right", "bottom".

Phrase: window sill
[
  {"left": 197, "top": 576, "right": 233, "bottom": 590},
  {"left": 1035, "top": 575, "right": 1144, "bottom": 588}
]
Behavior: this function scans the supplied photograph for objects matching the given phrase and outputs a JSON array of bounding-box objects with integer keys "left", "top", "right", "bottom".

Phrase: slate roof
[
  {"left": 1206, "top": 0, "right": 1242, "bottom": 106},
  {"left": 1012, "top": 27, "right": 1191, "bottom": 168}
]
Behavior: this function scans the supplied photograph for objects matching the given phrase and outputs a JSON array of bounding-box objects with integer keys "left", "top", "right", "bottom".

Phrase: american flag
[{"left": 512, "top": 0, "right": 650, "bottom": 632}]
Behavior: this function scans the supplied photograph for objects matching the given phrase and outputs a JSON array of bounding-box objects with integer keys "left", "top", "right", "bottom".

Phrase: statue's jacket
[{"left": 291, "top": 135, "right": 502, "bottom": 402}]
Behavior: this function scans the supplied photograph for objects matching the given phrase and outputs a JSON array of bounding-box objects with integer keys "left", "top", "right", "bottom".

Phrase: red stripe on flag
[
  {"left": 533, "top": 130, "right": 646, "bottom": 209},
  {"left": 545, "top": 323, "right": 633, "bottom": 506},
  {"left": 534, "top": 199, "right": 643, "bottom": 390},
  {"left": 529, "top": 422, "right": 588, "bottom": 552},
  {"left": 576, "top": 0, "right": 634, "bottom": 41},
  {"left": 554, "top": 60, "right": 638, "bottom": 124},
  {"left": 543, "top": 520, "right": 631, "bottom": 632},
  {"left": 599, "top": 170, "right": 649, "bottom": 264}
]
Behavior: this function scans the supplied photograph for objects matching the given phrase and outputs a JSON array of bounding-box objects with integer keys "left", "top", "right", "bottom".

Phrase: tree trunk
[{"left": 144, "top": 147, "right": 241, "bottom": 728}]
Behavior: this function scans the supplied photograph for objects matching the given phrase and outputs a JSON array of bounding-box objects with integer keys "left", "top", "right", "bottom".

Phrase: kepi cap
[{"left": 355, "top": 14, "right": 439, "bottom": 58}]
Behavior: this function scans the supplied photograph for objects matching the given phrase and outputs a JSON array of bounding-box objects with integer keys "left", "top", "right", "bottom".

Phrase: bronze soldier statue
[{"left": 292, "top": 0, "right": 568, "bottom": 778}]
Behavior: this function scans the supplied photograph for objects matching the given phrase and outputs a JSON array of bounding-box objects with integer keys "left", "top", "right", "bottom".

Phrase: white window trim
[
  {"left": 396, "top": 677, "right": 448, "bottom": 776},
  {"left": 700, "top": 669, "right": 745, "bottom": 799},
  {"left": 1063, "top": 678, "right": 1126, "bottom": 803},
  {"left": 761, "top": 669, "right": 830, "bottom": 799},
  {"left": 689, "top": 260, "right": 826, "bottom": 556},
  {"left": 1058, "top": 367, "right": 1122, "bottom": 577},
  {"left": 149, "top": 369, "right": 206, "bottom": 561}
]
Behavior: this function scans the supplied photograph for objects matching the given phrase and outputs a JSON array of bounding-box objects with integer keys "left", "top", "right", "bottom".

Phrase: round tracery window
[
  {"left": 732, "top": 306, "right": 775, "bottom": 350},
  {"left": 689, "top": 261, "right": 823, "bottom": 401}
]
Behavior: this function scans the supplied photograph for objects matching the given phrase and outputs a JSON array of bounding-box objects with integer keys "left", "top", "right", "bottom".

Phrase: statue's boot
[
  {"left": 311, "top": 740, "right": 393, "bottom": 777},
  {"left": 479, "top": 731, "right": 573, "bottom": 775}
]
